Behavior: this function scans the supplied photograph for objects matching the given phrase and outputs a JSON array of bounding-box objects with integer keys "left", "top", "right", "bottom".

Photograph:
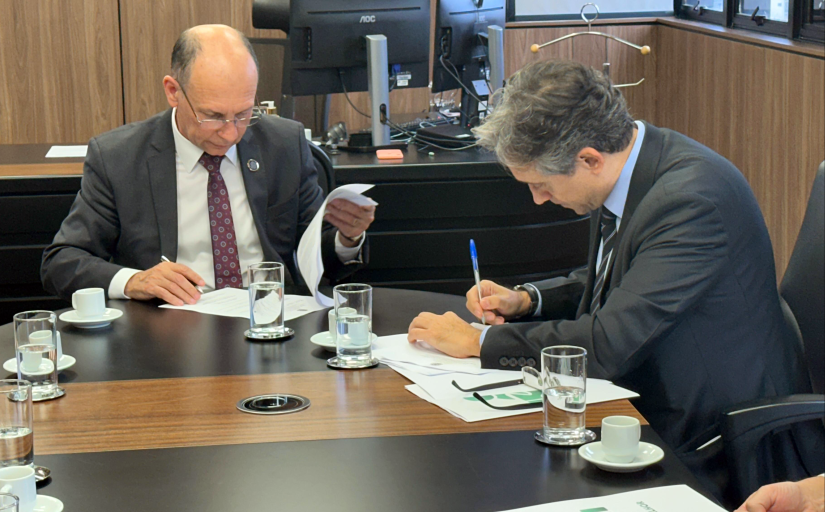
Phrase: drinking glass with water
[
  {"left": 12, "top": 312, "right": 63, "bottom": 402},
  {"left": 531, "top": 346, "right": 595, "bottom": 446},
  {"left": 0, "top": 380, "right": 33, "bottom": 469},
  {"left": 246, "top": 262, "right": 293, "bottom": 340},
  {"left": 330, "top": 284, "right": 375, "bottom": 368}
]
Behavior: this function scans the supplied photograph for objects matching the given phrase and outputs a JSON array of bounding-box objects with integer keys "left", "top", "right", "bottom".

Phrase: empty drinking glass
[
  {"left": 0, "top": 380, "right": 33, "bottom": 468},
  {"left": 12, "top": 312, "right": 63, "bottom": 402},
  {"left": 246, "top": 262, "right": 293, "bottom": 340}
]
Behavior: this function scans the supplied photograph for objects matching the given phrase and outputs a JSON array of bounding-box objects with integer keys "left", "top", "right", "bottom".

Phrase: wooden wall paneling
[
  {"left": 0, "top": 0, "right": 123, "bottom": 144},
  {"left": 119, "top": 0, "right": 285, "bottom": 125},
  {"left": 656, "top": 25, "right": 825, "bottom": 278},
  {"left": 503, "top": 25, "right": 658, "bottom": 125}
]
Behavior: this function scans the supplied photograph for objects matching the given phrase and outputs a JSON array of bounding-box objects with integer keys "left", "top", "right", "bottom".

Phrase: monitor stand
[
  {"left": 417, "top": 24, "right": 506, "bottom": 149},
  {"left": 338, "top": 34, "right": 407, "bottom": 153}
]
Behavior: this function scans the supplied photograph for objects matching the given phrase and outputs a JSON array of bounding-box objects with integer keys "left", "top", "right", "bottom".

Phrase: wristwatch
[{"left": 513, "top": 284, "right": 539, "bottom": 317}]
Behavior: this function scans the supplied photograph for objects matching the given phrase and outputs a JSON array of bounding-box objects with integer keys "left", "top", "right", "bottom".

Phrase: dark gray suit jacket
[
  {"left": 481, "top": 123, "right": 810, "bottom": 460},
  {"left": 41, "top": 110, "right": 365, "bottom": 300}
]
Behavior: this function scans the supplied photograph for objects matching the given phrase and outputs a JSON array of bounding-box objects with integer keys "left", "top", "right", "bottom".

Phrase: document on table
[
  {"left": 159, "top": 287, "right": 325, "bottom": 320},
  {"left": 399, "top": 366, "right": 638, "bottom": 422},
  {"left": 373, "top": 333, "right": 639, "bottom": 422},
  {"left": 372, "top": 333, "right": 488, "bottom": 375},
  {"left": 296, "top": 184, "right": 377, "bottom": 307},
  {"left": 45, "top": 145, "right": 87, "bottom": 158},
  {"left": 494, "top": 485, "right": 724, "bottom": 512}
]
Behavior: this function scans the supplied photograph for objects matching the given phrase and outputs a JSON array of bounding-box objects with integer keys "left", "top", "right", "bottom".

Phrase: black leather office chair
[
  {"left": 309, "top": 143, "right": 335, "bottom": 195},
  {"left": 719, "top": 161, "right": 825, "bottom": 506}
]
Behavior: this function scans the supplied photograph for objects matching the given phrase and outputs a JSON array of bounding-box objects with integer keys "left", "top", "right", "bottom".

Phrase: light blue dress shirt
[{"left": 478, "top": 121, "right": 645, "bottom": 347}]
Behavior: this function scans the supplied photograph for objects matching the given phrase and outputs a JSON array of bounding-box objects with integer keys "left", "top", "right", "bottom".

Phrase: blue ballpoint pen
[{"left": 469, "top": 239, "right": 485, "bottom": 325}]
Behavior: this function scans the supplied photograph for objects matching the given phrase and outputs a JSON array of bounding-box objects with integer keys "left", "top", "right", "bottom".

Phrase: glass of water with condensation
[
  {"left": 0, "top": 380, "right": 33, "bottom": 468},
  {"left": 331, "top": 284, "right": 374, "bottom": 368},
  {"left": 246, "top": 262, "right": 293, "bottom": 340},
  {"left": 534, "top": 346, "right": 596, "bottom": 446}
]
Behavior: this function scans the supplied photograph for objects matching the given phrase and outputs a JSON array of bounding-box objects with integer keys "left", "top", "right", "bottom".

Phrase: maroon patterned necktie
[{"left": 198, "top": 153, "right": 243, "bottom": 289}]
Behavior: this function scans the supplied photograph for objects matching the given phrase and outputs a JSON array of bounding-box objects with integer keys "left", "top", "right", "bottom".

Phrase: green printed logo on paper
[
  {"left": 580, "top": 508, "right": 608, "bottom": 512},
  {"left": 463, "top": 390, "right": 542, "bottom": 403}
]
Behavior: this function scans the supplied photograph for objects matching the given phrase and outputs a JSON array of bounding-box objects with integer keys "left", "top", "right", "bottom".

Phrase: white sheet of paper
[
  {"left": 494, "top": 485, "right": 724, "bottom": 512},
  {"left": 372, "top": 334, "right": 488, "bottom": 375},
  {"left": 159, "top": 287, "right": 325, "bottom": 321},
  {"left": 394, "top": 363, "right": 638, "bottom": 422},
  {"left": 296, "top": 184, "right": 377, "bottom": 307},
  {"left": 45, "top": 145, "right": 87, "bottom": 158}
]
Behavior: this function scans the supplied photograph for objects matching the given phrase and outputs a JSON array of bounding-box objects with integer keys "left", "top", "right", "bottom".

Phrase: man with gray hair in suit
[
  {"left": 42, "top": 25, "right": 375, "bottom": 305},
  {"left": 408, "top": 60, "right": 818, "bottom": 500}
]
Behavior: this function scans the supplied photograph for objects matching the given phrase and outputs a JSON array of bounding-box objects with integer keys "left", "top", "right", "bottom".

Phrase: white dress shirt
[
  {"left": 108, "top": 108, "right": 363, "bottom": 298},
  {"left": 478, "top": 121, "right": 645, "bottom": 346}
]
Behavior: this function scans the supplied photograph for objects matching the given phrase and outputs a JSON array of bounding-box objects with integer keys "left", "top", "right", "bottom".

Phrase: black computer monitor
[
  {"left": 253, "top": 0, "right": 431, "bottom": 97},
  {"left": 432, "top": 0, "right": 506, "bottom": 95}
]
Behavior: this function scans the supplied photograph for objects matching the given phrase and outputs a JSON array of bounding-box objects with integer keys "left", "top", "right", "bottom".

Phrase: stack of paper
[
  {"left": 45, "top": 145, "right": 87, "bottom": 158},
  {"left": 160, "top": 287, "right": 325, "bottom": 321},
  {"left": 495, "top": 485, "right": 724, "bottom": 512},
  {"left": 296, "top": 184, "right": 378, "bottom": 306},
  {"left": 372, "top": 334, "right": 639, "bottom": 422}
]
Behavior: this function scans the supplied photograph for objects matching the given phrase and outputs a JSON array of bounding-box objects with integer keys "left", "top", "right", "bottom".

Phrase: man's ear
[
  {"left": 162, "top": 76, "right": 181, "bottom": 109},
  {"left": 577, "top": 147, "right": 605, "bottom": 175}
]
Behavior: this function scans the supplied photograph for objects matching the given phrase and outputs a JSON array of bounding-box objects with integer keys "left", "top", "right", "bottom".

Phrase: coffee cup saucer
[
  {"left": 310, "top": 332, "right": 378, "bottom": 351},
  {"left": 578, "top": 441, "right": 664, "bottom": 473},
  {"left": 3, "top": 355, "right": 76, "bottom": 375},
  {"left": 58, "top": 308, "right": 122, "bottom": 328},
  {"left": 33, "top": 495, "right": 64, "bottom": 512}
]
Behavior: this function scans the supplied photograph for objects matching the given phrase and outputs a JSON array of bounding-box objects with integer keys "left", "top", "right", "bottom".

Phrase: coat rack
[{"left": 530, "top": 4, "right": 651, "bottom": 88}]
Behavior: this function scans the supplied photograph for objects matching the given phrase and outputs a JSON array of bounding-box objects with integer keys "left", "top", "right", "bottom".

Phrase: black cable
[
  {"left": 439, "top": 55, "right": 486, "bottom": 106},
  {"left": 384, "top": 118, "right": 479, "bottom": 152},
  {"left": 339, "top": 70, "right": 371, "bottom": 119}
]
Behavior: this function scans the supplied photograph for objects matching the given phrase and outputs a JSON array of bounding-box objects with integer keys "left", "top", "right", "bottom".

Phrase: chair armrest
[
  {"left": 721, "top": 394, "right": 824, "bottom": 441},
  {"left": 720, "top": 394, "right": 825, "bottom": 505}
]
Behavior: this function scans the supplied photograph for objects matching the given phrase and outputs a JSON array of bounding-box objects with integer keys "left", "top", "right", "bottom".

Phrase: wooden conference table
[{"left": 0, "top": 288, "right": 707, "bottom": 511}]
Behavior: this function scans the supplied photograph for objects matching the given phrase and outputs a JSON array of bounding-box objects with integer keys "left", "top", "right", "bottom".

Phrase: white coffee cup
[
  {"left": 0, "top": 466, "right": 36, "bottom": 512},
  {"left": 601, "top": 415, "right": 641, "bottom": 463},
  {"left": 72, "top": 288, "right": 106, "bottom": 318},
  {"left": 329, "top": 307, "right": 357, "bottom": 341},
  {"left": 21, "top": 330, "right": 54, "bottom": 373}
]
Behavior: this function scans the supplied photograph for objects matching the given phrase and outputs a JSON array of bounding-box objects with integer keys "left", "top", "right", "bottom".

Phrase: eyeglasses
[{"left": 178, "top": 81, "right": 263, "bottom": 130}]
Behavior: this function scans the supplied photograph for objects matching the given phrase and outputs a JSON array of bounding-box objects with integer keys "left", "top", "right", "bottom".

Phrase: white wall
[{"left": 514, "top": 0, "right": 673, "bottom": 16}]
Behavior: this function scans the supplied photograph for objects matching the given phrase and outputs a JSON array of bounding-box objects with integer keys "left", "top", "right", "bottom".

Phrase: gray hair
[
  {"left": 473, "top": 60, "right": 635, "bottom": 175},
  {"left": 170, "top": 27, "right": 259, "bottom": 87}
]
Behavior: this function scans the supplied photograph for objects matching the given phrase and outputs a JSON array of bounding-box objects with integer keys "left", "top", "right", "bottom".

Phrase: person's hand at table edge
[
  {"left": 735, "top": 476, "right": 825, "bottom": 512},
  {"left": 125, "top": 262, "right": 205, "bottom": 306},
  {"left": 407, "top": 311, "right": 482, "bottom": 358},
  {"left": 324, "top": 198, "right": 376, "bottom": 247},
  {"left": 466, "top": 279, "right": 532, "bottom": 325}
]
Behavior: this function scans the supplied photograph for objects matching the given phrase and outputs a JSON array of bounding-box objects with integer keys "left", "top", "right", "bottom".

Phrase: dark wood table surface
[{"left": 0, "top": 287, "right": 714, "bottom": 511}]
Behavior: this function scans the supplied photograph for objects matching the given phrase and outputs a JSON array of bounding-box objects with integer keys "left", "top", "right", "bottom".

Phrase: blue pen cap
[{"left": 469, "top": 239, "right": 478, "bottom": 270}]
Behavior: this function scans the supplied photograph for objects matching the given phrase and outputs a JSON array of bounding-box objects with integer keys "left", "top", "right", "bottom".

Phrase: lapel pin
[{"left": 247, "top": 159, "right": 260, "bottom": 172}]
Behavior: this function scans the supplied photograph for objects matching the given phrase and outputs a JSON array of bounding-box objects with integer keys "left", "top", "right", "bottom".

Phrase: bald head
[
  {"left": 170, "top": 25, "right": 259, "bottom": 87},
  {"left": 163, "top": 25, "right": 260, "bottom": 156}
]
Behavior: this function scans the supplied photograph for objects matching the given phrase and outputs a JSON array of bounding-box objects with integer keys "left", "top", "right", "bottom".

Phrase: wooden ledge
[
  {"left": 33, "top": 369, "right": 643, "bottom": 456},
  {"left": 0, "top": 163, "right": 83, "bottom": 177},
  {"left": 658, "top": 18, "right": 825, "bottom": 58},
  {"left": 507, "top": 17, "right": 658, "bottom": 29}
]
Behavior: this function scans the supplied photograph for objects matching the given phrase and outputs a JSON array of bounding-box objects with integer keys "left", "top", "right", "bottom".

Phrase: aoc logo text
[{"left": 359, "top": 15, "right": 376, "bottom": 23}]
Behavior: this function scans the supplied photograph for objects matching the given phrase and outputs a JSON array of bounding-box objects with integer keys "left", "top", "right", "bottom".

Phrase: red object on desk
[{"left": 376, "top": 149, "right": 404, "bottom": 160}]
